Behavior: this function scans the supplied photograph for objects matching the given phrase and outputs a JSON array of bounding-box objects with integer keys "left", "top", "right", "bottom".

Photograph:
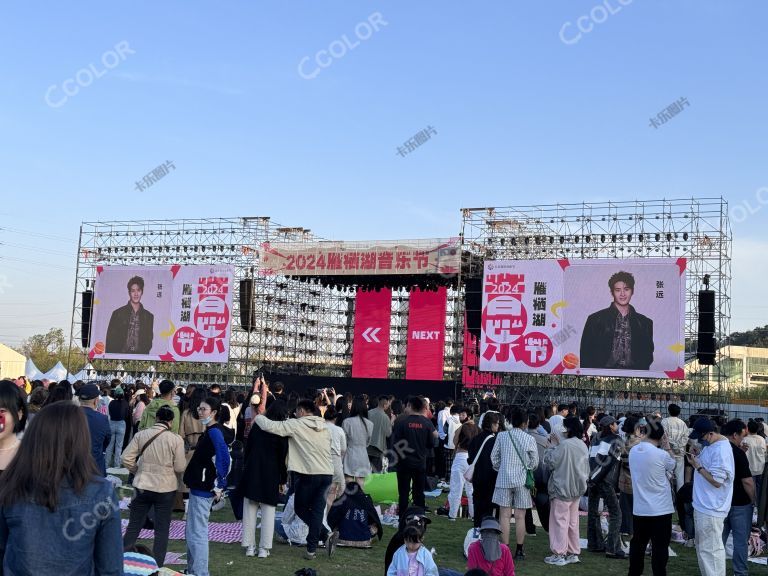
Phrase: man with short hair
[
  {"left": 368, "top": 395, "right": 393, "bottom": 473},
  {"left": 580, "top": 271, "right": 654, "bottom": 370},
  {"left": 662, "top": 403, "right": 690, "bottom": 490},
  {"left": 106, "top": 275, "right": 155, "bottom": 354},
  {"left": 254, "top": 399, "right": 335, "bottom": 560},
  {"left": 549, "top": 404, "right": 569, "bottom": 438},
  {"left": 687, "top": 418, "right": 735, "bottom": 576},
  {"left": 721, "top": 419, "right": 753, "bottom": 576},
  {"left": 139, "top": 379, "right": 180, "bottom": 434},
  {"left": 209, "top": 384, "right": 221, "bottom": 396},
  {"left": 77, "top": 382, "right": 111, "bottom": 476},
  {"left": 391, "top": 396, "right": 437, "bottom": 527}
]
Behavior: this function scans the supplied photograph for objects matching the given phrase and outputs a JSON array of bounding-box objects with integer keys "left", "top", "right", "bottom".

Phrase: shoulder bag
[
  {"left": 137, "top": 427, "right": 169, "bottom": 465},
  {"left": 463, "top": 434, "right": 494, "bottom": 482},
  {"left": 509, "top": 431, "right": 536, "bottom": 493}
]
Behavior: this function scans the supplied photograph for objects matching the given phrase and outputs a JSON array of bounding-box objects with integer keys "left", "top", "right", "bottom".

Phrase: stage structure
[
  {"left": 68, "top": 218, "right": 463, "bottom": 386},
  {"left": 457, "top": 198, "right": 732, "bottom": 414}
]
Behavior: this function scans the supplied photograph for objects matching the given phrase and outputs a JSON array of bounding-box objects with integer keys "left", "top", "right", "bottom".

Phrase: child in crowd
[{"left": 387, "top": 525, "right": 439, "bottom": 576}]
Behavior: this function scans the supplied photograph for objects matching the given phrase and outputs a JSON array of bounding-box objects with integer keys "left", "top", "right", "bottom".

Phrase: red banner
[
  {"left": 405, "top": 287, "right": 447, "bottom": 380},
  {"left": 352, "top": 288, "right": 392, "bottom": 378}
]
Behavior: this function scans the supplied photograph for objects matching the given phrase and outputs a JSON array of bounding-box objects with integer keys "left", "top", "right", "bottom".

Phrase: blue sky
[{"left": 0, "top": 0, "right": 766, "bottom": 347}]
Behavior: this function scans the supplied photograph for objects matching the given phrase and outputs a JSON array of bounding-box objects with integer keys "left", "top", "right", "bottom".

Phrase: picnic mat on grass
[{"left": 121, "top": 519, "right": 243, "bottom": 544}]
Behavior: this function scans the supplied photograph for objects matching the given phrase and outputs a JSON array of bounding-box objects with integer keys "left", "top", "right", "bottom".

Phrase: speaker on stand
[{"left": 696, "top": 282, "right": 716, "bottom": 366}]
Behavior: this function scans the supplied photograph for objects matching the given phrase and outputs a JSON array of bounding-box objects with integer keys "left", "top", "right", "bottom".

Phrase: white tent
[
  {"left": 24, "top": 358, "right": 46, "bottom": 381},
  {"left": 43, "top": 361, "right": 68, "bottom": 382},
  {"left": 69, "top": 362, "right": 96, "bottom": 382}
]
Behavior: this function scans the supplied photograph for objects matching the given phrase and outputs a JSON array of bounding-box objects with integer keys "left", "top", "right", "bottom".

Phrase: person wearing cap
[
  {"left": 77, "top": 382, "right": 111, "bottom": 476},
  {"left": 465, "top": 516, "right": 515, "bottom": 575},
  {"left": 105, "top": 386, "right": 130, "bottom": 469},
  {"left": 139, "top": 379, "right": 180, "bottom": 434},
  {"left": 586, "top": 414, "right": 625, "bottom": 559},
  {"left": 543, "top": 416, "right": 590, "bottom": 566},
  {"left": 686, "top": 417, "right": 734, "bottom": 576}
]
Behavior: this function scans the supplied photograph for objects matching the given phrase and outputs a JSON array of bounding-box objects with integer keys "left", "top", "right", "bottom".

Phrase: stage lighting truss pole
[
  {"left": 66, "top": 224, "right": 85, "bottom": 377},
  {"left": 458, "top": 198, "right": 732, "bottom": 408}
]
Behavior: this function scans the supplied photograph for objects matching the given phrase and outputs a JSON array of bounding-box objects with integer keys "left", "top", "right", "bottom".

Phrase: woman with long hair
[
  {"left": 0, "top": 402, "right": 122, "bottom": 574},
  {"left": 468, "top": 411, "right": 500, "bottom": 530},
  {"left": 239, "top": 399, "right": 289, "bottom": 558},
  {"left": 106, "top": 387, "right": 129, "bottom": 469},
  {"left": 342, "top": 395, "right": 374, "bottom": 487},
  {"left": 182, "top": 396, "right": 231, "bottom": 576},
  {"left": 0, "top": 380, "right": 27, "bottom": 473}
]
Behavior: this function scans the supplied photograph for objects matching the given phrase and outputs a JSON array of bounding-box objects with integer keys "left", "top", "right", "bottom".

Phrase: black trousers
[
  {"left": 628, "top": 513, "right": 672, "bottom": 576},
  {"left": 472, "top": 479, "right": 498, "bottom": 528},
  {"left": 397, "top": 465, "right": 426, "bottom": 527},
  {"left": 123, "top": 489, "right": 175, "bottom": 567},
  {"left": 293, "top": 473, "right": 332, "bottom": 553},
  {"left": 434, "top": 441, "right": 446, "bottom": 480}
]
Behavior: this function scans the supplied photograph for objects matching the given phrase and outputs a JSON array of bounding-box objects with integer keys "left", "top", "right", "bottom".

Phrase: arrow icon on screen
[{"left": 362, "top": 327, "right": 381, "bottom": 343}]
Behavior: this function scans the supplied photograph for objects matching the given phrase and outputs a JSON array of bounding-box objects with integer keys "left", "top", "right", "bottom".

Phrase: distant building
[{"left": 687, "top": 345, "right": 768, "bottom": 390}]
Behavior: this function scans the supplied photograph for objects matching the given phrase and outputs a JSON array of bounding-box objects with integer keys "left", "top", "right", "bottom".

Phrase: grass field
[{"left": 127, "top": 492, "right": 719, "bottom": 576}]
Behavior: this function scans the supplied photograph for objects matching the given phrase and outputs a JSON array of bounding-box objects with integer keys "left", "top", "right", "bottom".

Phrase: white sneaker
[
  {"left": 544, "top": 554, "right": 567, "bottom": 566},
  {"left": 564, "top": 554, "right": 580, "bottom": 564},
  {"left": 684, "top": 539, "right": 696, "bottom": 548},
  {"left": 245, "top": 545, "right": 256, "bottom": 557},
  {"left": 257, "top": 548, "right": 270, "bottom": 558}
]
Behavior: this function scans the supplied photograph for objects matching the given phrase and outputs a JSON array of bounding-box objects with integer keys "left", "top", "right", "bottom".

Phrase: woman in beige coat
[{"left": 122, "top": 405, "right": 186, "bottom": 568}]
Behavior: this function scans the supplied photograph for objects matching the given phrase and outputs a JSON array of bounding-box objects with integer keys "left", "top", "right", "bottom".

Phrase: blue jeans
[
  {"left": 106, "top": 420, "right": 126, "bottom": 469},
  {"left": 186, "top": 493, "right": 213, "bottom": 576},
  {"left": 723, "top": 503, "right": 752, "bottom": 576},
  {"left": 293, "top": 473, "right": 332, "bottom": 553}
]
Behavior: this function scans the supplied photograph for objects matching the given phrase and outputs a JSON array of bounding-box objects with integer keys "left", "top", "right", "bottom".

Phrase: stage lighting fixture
[
  {"left": 600, "top": 235, "right": 606, "bottom": 242},
  {"left": 667, "top": 233, "right": 673, "bottom": 241},
  {"left": 549, "top": 236, "right": 554, "bottom": 244},
  {"left": 627, "top": 234, "right": 632, "bottom": 241},
  {"left": 573, "top": 235, "right": 579, "bottom": 243},
  {"left": 534, "top": 236, "right": 541, "bottom": 245},
  {"left": 683, "top": 233, "right": 689, "bottom": 240},
  {"left": 524, "top": 237, "right": 530, "bottom": 245},
  {"left": 585, "top": 236, "right": 591, "bottom": 243},
  {"left": 559, "top": 236, "right": 564, "bottom": 244},
  {"left": 499, "top": 237, "right": 505, "bottom": 246},
  {"left": 655, "top": 233, "right": 660, "bottom": 241},
  {"left": 510, "top": 237, "right": 516, "bottom": 246},
  {"left": 638, "top": 234, "right": 644, "bottom": 242}
]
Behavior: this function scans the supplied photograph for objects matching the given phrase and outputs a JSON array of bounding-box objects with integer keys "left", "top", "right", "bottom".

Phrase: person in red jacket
[{"left": 467, "top": 517, "right": 515, "bottom": 576}]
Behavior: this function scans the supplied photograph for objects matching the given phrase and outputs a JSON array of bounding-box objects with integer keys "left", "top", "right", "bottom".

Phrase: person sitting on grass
[
  {"left": 387, "top": 525, "right": 439, "bottom": 576},
  {"left": 467, "top": 517, "right": 515, "bottom": 576},
  {"left": 327, "top": 481, "right": 383, "bottom": 548},
  {"left": 384, "top": 507, "right": 432, "bottom": 574}
]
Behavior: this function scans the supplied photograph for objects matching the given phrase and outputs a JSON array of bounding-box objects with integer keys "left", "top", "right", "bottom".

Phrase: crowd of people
[{"left": 0, "top": 374, "right": 767, "bottom": 576}]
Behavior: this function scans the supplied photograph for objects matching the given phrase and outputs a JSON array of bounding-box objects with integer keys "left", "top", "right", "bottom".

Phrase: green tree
[{"left": 16, "top": 327, "right": 87, "bottom": 375}]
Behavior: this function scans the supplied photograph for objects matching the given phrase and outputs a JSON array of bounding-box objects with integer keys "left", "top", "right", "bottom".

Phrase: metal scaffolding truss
[
  {"left": 69, "top": 218, "right": 463, "bottom": 385},
  {"left": 457, "top": 198, "right": 732, "bottom": 406}
]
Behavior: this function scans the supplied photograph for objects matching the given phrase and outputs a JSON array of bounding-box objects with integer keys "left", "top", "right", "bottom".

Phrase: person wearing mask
[
  {"left": 542, "top": 416, "right": 590, "bottom": 566},
  {"left": 687, "top": 417, "right": 735, "bottom": 576},
  {"left": 744, "top": 420, "right": 766, "bottom": 503},
  {"left": 182, "top": 396, "right": 232, "bottom": 576},
  {"left": 253, "top": 398, "right": 337, "bottom": 560},
  {"left": 468, "top": 412, "right": 500, "bottom": 531},
  {"left": 122, "top": 406, "right": 186, "bottom": 567},
  {"left": 239, "top": 400, "right": 289, "bottom": 559},
  {"left": 368, "top": 395, "right": 393, "bottom": 473},
  {"left": 446, "top": 417, "right": 479, "bottom": 520},
  {"left": 105, "top": 386, "right": 130, "bottom": 469},
  {"left": 391, "top": 397, "right": 438, "bottom": 528},
  {"left": 343, "top": 395, "right": 374, "bottom": 487},
  {"left": 662, "top": 403, "right": 690, "bottom": 491},
  {"left": 0, "top": 402, "right": 122, "bottom": 575},
  {"left": 720, "top": 419, "right": 754, "bottom": 576},
  {"left": 466, "top": 517, "right": 515, "bottom": 576},
  {"left": 587, "top": 415, "right": 625, "bottom": 559},
  {"left": 0, "top": 381, "right": 27, "bottom": 475},
  {"left": 76, "top": 383, "right": 111, "bottom": 477},
  {"left": 491, "top": 407, "right": 538, "bottom": 560},
  {"left": 139, "top": 380, "right": 180, "bottom": 434},
  {"left": 627, "top": 416, "right": 676, "bottom": 576}
]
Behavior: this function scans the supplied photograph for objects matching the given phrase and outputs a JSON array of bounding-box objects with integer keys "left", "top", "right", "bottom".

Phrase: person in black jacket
[
  {"left": 239, "top": 400, "right": 289, "bottom": 558},
  {"left": 105, "top": 275, "right": 155, "bottom": 355},
  {"left": 586, "top": 415, "right": 625, "bottom": 559},
  {"left": 579, "top": 271, "right": 654, "bottom": 371},
  {"left": 468, "top": 412, "right": 500, "bottom": 530},
  {"left": 327, "top": 481, "right": 383, "bottom": 548}
]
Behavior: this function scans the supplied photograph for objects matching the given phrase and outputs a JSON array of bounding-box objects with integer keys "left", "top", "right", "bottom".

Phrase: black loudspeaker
[
  {"left": 239, "top": 279, "right": 256, "bottom": 332},
  {"left": 464, "top": 277, "right": 482, "bottom": 340},
  {"left": 81, "top": 290, "right": 93, "bottom": 348},
  {"left": 697, "top": 289, "right": 716, "bottom": 365}
]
